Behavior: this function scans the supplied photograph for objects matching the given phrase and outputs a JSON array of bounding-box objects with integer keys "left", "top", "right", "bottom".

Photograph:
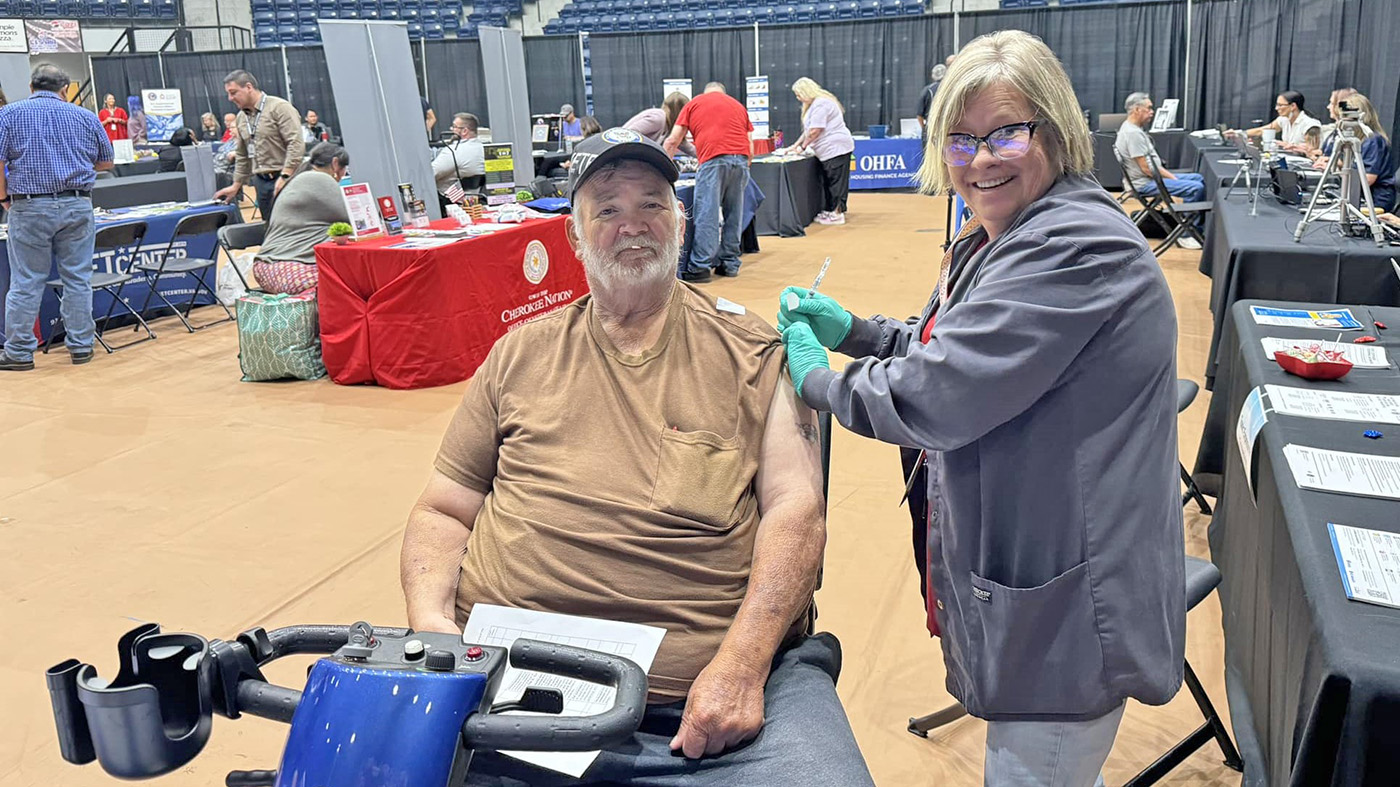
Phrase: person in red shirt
[
  {"left": 98, "top": 93, "right": 128, "bottom": 143},
  {"left": 664, "top": 82, "right": 751, "bottom": 282}
]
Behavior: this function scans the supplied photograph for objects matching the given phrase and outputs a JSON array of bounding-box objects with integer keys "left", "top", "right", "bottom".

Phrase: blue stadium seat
[
  {"left": 682, "top": 0, "right": 701, "bottom": 11},
  {"left": 339, "top": 6, "right": 360, "bottom": 17},
  {"left": 835, "top": 0, "right": 856, "bottom": 17},
  {"left": 423, "top": 21, "right": 443, "bottom": 37},
  {"left": 407, "top": 20, "right": 422, "bottom": 36},
  {"left": 694, "top": 9, "right": 714, "bottom": 26},
  {"left": 459, "top": 21, "right": 478, "bottom": 37},
  {"left": 857, "top": 0, "right": 877, "bottom": 16},
  {"left": 275, "top": 8, "right": 296, "bottom": 22},
  {"left": 110, "top": 0, "right": 132, "bottom": 13},
  {"left": 252, "top": 0, "right": 273, "bottom": 10},
  {"left": 255, "top": 23, "right": 277, "bottom": 42},
  {"left": 12, "top": 1, "right": 39, "bottom": 15},
  {"left": 297, "top": 8, "right": 316, "bottom": 21},
  {"left": 714, "top": 7, "right": 733, "bottom": 25},
  {"left": 274, "top": 0, "right": 295, "bottom": 10},
  {"left": 316, "top": 0, "right": 335, "bottom": 11},
  {"left": 300, "top": 22, "right": 321, "bottom": 41},
  {"left": 597, "top": 12, "right": 616, "bottom": 30},
  {"left": 772, "top": 3, "right": 793, "bottom": 22},
  {"left": 543, "top": 18, "right": 563, "bottom": 33},
  {"left": 794, "top": 3, "right": 815, "bottom": 21},
  {"left": 441, "top": 10, "right": 459, "bottom": 29},
  {"left": 559, "top": 16, "right": 577, "bottom": 32},
  {"left": 901, "top": 0, "right": 923, "bottom": 13},
  {"left": 815, "top": 1, "right": 835, "bottom": 19},
  {"left": 87, "top": 0, "right": 110, "bottom": 15},
  {"left": 401, "top": 5, "right": 418, "bottom": 20},
  {"left": 253, "top": 9, "right": 276, "bottom": 24},
  {"left": 879, "top": 0, "right": 898, "bottom": 14},
  {"left": 639, "top": 11, "right": 660, "bottom": 28},
  {"left": 421, "top": 6, "right": 438, "bottom": 21},
  {"left": 750, "top": 6, "right": 773, "bottom": 25},
  {"left": 733, "top": 7, "right": 753, "bottom": 25},
  {"left": 615, "top": 12, "right": 633, "bottom": 29},
  {"left": 277, "top": 22, "right": 299, "bottom": 41}
]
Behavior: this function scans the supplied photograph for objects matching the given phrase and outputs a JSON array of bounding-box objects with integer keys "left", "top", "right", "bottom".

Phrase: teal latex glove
[
  {"left": 776, "top": 286, "right": 852, "bottom": 349},
  {"left": 782, "top": 322, "right": 830, "bottom": 398}
]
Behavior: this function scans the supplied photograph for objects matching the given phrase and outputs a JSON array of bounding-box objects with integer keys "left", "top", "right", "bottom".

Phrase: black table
[
  {"left": 1197, "top": 148, "right": 1252, "bottom": 202},
  {"left": 749, "top": 156, "right": 823, "bottom": 237},
  {"left": 531, "top": 150, "right": 569, "bottom": 177},
  {"left": 113, "top": 158, "right": 162, "bottom": 178},
  {"left": 1185, "top": 132, "right": 1239, "bottom": 171},
  {"left": 1195, "top": 190, "right": 1400, "bottom": 395},
  {"left": 1091, "top": 128, "right": 1189, "bottom": 190},
  {"left": 92, "top": 172, "right": 187, "bottom": 210},
  {"left": 1203, "top": 299, "right": 1400, "bottom": 786}
]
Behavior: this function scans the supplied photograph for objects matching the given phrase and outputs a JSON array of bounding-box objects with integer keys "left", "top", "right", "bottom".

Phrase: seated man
[
  {"left": 432, "top": 112, "right": 486, "bottom": 197},
  {"left": 400, "top": 129, "right": 873, "bottom": 786},
  {"left": 1115, "top": 91, "right": 1205, "bottom": 248}
]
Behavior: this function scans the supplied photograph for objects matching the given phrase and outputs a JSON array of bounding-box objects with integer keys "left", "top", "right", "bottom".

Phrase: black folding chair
[
  {"left": 1144, "top": 159, "right": 1212, "bottom": 256},
  {"left": 906, "top": 556, "right": 1244, "bottom": 784},
  {"left": 133, "top": 210, "right": 234, "bottom": 332},
  {"left": 217, "top": 220, "right": 267, "bottom": 293},
  {"left": 42, "top": 221, "right": 156, "bottom": 354},
  {"left": 1177, "top": 379, "right": 1213, "bottom": 514},
  {"left": 1115, "top": 150, "right": 1178, "bottom": 235}
]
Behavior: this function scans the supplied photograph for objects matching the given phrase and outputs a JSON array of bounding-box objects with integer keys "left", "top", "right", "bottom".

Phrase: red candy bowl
[{"left": 1273, "top": 346, "right": 1354, "bottom": 380}]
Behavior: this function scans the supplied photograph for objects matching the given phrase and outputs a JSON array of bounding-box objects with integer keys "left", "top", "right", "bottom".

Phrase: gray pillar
[
  {"left": 479, "top": 25, "right": 534, "bottom": 190},
  {"left": 0, "top": 53, "right": 30, "bottom": 104},
  {"left": 319, "top": 20, "right": 440, "bottom": 220}
]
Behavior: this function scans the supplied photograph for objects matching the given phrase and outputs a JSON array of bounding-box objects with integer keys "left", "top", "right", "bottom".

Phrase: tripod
[
  {"left": 1221, "top": 156, "right": 1254, "bottom": 200},
  {"left": 1294, "top": 119, "right": 1385, "bottom": 246}
]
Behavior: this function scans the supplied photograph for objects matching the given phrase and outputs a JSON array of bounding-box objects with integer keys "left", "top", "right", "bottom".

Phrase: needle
[{"left": 785, "top": 256, "right": 833, "bottom": 311}]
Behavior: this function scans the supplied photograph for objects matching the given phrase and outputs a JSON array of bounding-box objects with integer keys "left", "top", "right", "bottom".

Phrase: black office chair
[
  {"left": 133, "top": 210, "right": 234, "bottom": 332},
  {"left": 906, "top": 557, "right": 1244, "bottom": 784},
  {"left": 1177, "top": 379, "right": 1212, "bottom": 514},
  {"left": 42, "top": 221, "right": 156, "bottom": 354},
  {"left": 217, "top": 220, "right": 267, "bottom": 293}
]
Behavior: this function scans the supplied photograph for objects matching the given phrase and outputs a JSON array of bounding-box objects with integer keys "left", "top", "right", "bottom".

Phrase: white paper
[
  {"left": 1327, "top": 522, "right": 1400, "bottom": 609},
  {"left": 386, "top": 237, "right": 461, "bottom": 249},
  {"left": 463, "top": 604, "right": 666, "bottom": 778},
  {"left": 714, "top": 296, "right": 746, "bottom": 315},
  {"left": 1250, "top": 305, "right": 1363, "bottom": 330},
  {"left": 1264, "top": 384, "right": 1400, "bottom": 424},
  {"left": 1262, "top": 337, "right": 1389, "bottom": 368},
  {"left": 340, "top": 183, "right": 385, "bottom": 239},
  {"left": 1283, "top": 444, "right": 1400, "bottom": 500},
  {"left": 1236, "top": 387, "right": 1269, "bottom": 498}
]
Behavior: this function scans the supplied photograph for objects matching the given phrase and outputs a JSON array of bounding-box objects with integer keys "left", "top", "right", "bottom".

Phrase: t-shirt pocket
[{"left": 651, "top": 427, "right": 746, "bottom": 531}]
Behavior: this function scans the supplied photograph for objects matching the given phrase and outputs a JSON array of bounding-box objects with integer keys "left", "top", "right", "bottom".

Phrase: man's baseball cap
[
  {"left": 566, "top": 127, "right": 679, "bottom": 201},
  {"left": 559, "top": 103, "right": 574, "bottom": 115}
]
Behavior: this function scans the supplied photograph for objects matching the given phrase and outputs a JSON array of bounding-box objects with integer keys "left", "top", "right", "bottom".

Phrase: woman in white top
[
  {"left": 783, "top": 77, "right": 856, "bottom": 225},
  {"left": 1244, "top": 90, "right": 1320, "bottom": 151}
]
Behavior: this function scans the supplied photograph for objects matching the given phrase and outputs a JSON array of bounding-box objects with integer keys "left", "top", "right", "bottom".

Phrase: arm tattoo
[{"left": 797, "top": 423, "right": 820, "bottom": 445}]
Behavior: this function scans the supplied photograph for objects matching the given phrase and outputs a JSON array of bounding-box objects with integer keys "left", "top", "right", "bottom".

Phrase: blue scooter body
[{"left": 276, "top": 660, "right": 491, "bottom": 787}]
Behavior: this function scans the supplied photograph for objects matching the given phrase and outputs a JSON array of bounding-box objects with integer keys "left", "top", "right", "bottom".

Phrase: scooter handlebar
[{"left": 461, "top": 639, "right": 648, "bottom": 752}]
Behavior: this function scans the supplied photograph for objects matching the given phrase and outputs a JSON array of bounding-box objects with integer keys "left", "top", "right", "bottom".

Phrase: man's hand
[
  {"left": 273, "top": 176, "right": 288, "bottom": 197},
  {"left": 669, "top": 656, "right": 767, "bottom": 759},
  {"left": 213, "top": 184, "right": 239, "bottom": 203},
  {"left": 408, "top": 611, "right": 461, "bottom": 635}
]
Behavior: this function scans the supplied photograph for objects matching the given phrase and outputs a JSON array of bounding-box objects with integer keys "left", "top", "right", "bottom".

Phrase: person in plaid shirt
[{"left": 0, "top": 63, "right": 113, "bottom": 371}]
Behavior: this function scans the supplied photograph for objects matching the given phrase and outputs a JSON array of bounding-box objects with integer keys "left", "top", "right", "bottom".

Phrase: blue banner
[{"left": 849, "top": 137, "right": 924, "bottom": 191}]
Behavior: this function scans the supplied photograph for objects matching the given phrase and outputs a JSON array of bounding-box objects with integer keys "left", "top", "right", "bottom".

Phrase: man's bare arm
[
  {"left": 671, "top": 374, "right": 826, "bottom": 758},
  {"left": 663, "top": 123, "right": 688, "bottom": 157},
  {"left": 400, "top": 470, "right": 486, "bottom": 634}
]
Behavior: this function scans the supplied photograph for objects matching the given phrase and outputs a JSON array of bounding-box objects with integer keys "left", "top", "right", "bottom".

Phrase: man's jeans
[
  {"left": 4, "top": 196, "right": 96, "bottom": 361},
  {"left": 466, "top": 634, "right": 874, "bottom": 786},
  {"left": 1139, "top": 171, "right": 1206, "bottom": 203},
  {"left": 688, "top": 154, "right": 748, "bottom": 276}
]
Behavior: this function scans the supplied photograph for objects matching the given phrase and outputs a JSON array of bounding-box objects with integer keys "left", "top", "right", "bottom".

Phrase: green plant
[{"left": 327, "top": 222, "right": 354, "bottom": 238}]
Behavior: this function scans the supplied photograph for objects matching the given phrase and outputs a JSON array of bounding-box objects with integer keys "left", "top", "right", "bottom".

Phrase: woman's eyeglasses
[{"left": 942, "top": 121, "right": 1043, "bottom": 167}]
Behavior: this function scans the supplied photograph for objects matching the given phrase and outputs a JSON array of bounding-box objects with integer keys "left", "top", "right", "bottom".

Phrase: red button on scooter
[{"left": 465, "top": 646, "right": 484, "bottom": 661}]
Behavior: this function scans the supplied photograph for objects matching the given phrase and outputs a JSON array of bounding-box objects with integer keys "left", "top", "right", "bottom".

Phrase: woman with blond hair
[
  {"left": 778, "top": 30, "right": 1183, "bottom": 785},
  {"left": 784, "top": 76, "right": 855, "bottom": 224},
  {"left": 1311, "top": 91, "right": 1394, "bottom": 212}
]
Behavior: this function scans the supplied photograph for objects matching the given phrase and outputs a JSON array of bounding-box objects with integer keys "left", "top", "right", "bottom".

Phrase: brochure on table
[
  {"left": 142, "top": 88, "right": 184, "bottom": 143},
  {"left": 340, "top": 183, "right": 385, "bottom": 239},
  {"left": 484, "top": 142, "right": 517, "bottom": 206},
  {"left": 1327, "top": 522, "right": 1400, "bottom": 610},
  {"left": 746, "top": 76, "right": 770, "bottom": 139}
]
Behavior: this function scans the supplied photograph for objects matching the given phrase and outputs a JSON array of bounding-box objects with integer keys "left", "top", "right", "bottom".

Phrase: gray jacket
[{"left": 803, "top": 174, "right": 1185, "bottom": 721}]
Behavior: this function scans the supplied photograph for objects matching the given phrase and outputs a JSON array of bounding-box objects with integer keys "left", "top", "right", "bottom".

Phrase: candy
[
  {"left": 1375, "top": 321, "right": 1388, "bottom": 330},
  {"left": 1354, "top": 336, "right": 1378, "bottom": 344},
  {"left": 1363, "top": 430, "right": 1383, "bottom": 439}
]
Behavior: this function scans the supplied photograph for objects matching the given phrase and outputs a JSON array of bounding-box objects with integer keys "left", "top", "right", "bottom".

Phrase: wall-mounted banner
[
  {"left": 0, "top": 19, "right": 28, "bottom": 53},
  {"left": 25, "top": 19, "right": 80, "bottom": 53},
  {"left": 849, "top": 137, "right": 923, "bottom": 190}
]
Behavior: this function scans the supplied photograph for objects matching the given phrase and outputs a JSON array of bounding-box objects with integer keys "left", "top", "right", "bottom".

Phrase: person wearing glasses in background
[
  {"left": 1115, "top": 92, "right": 1204, "bottom": 249},
  {"left": 1239, "top": 89, "right": 1320, "bottom": 151},
  {"left": 776, "top": 30, "right": 1184, "bottom": 785}
]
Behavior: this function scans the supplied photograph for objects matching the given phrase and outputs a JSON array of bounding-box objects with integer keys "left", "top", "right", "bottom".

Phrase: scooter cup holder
[{"left": 46, "top": 623, "right": 213, "bottom": 779}]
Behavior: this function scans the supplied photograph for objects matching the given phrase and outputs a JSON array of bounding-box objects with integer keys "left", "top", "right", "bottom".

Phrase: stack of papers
[
  {"left": 1250, "top": 306, "right": 1363, "bottom": 330},
  {"left": 1327, "top": 522, "right": 1400, "bottom": 609},
  {"left": 1265, "top": 385, "right": 1400, "bottom": 424},
  {"left": 1283, "top": 444, "right": 1400, "bottom": 500}
]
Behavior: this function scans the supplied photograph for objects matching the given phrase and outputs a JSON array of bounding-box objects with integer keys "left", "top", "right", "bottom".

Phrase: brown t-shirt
[{"left": 434, "top": 283, "right": 789, "bottom": 701}]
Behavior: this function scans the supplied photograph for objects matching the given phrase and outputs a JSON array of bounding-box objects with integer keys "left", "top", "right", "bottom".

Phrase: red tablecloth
[{"left": 316, "top": 216, "right": 588, "bottom": 389}]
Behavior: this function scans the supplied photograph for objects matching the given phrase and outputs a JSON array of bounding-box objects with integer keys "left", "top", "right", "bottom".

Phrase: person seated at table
[
  {"left": 559, "top": 103, "right": 582, "bottom": 140},
  {"left": 579, "top": 114, "right": 602, "bottom": 139},
  {"left": 1310, "top": 92, "right": 1396, "bottom": 212},
  {"left": 214, "top": 115, "right": 239, "bottom": 190},
  {"left": 303, "top": 109, "right": 329, "bottom": 144},
  {"left": 1115, "top": 92, "right": 1204, "bottom": 249},
  {"left": 432, "top": 112, "right": 486, "bottom": 197},
  {"left": 624, "top": 91, "right": 696, "bottom": 156},
  {"left": 221, "top": 111, "right": 237, "bottom": 142},
  {"left": 1296, "top": 88, "right": 1357, "bottom": 158},
  {"left": 251, "top": 142, "right": 350, "bottom": 295},
  {"left": 400, "top": 130, "right": 874, "bottom": 787},
  {"left": 198, "top": 112, "right": 222, "bottom": 143},
  {"left": 157, "top": 127, "right": 196, "bottom": 172},
  {"left": 1240, "top": 90, "right": 1320, "bottom": 150}
]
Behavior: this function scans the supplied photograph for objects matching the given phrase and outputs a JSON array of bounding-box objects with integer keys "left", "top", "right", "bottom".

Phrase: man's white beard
[{"left": 577, "top": 231, "right": 680, "bottom": 299}]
